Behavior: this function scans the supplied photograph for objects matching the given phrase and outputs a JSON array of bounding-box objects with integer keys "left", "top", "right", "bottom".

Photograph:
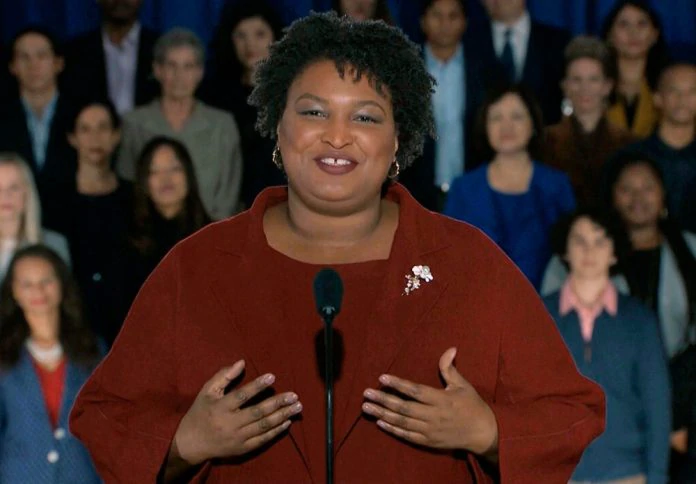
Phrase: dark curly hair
[
  {"left": 0, "top": 245, "right": 100, "bottom": 368},
  {"left": 248, "top": 11, "right": 436, "bottom": 171}
]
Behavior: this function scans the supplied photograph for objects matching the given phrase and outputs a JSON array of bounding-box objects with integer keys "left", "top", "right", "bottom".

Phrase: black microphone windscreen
[{"left": 313, "top": 268, "right": 344, "bottom": 319}]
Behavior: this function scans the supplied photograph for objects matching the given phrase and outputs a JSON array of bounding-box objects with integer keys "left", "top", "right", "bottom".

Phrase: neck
[
  {"left": 568, "top": 275, "right": 610, "bottom": 307},
  {"left": 617, "top": 58, "right": 647, "bottom": 99},
  {"left": 658, "top": 121, "right": 695, "bottom": 149},
  {"left": 628, "top": 223, "right": 662, "bottom": 249},
  {"left": 242, "top": 67, "right": 256, "bottom": 87},
  {"left": 495, "top": 10, "right": 525, "bottom": 26},
  {"left": 285, "top": 191, "right": 383, "bottom": 248},
  {"left": 103, "top": 19, "right": 137, "bottom": 44},
  {"left": 76, "top": 162, "right": 116, "bottom": 193},
  {"left": 428, "top": 43, "right": 459, "bottom": 63},
  {"left": 0, "top": 217, "right": 21, "bottom": 240},
  {"left": 161, "top": 97, "right": 195, "bottom": 131},
  {"left": 574, "top": 110, "right": 603, "bottom": 133},
  {"left": 491, "top": 151, "right": 532, "bottom": 169},
  {"left": 21, "top": 86, "right": 57, "bottom": 117},
  {"left": 157, "top": 203, "right": 183, "bottom": 220},
  {"left": 26, "top": 313, "right": 60, "bottom": 347}
]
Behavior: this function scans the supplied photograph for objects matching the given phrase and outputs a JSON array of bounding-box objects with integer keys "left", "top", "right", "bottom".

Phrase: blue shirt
[
  {"left": 21, "top": 93, "right": 58, "bottom": 170},
  {"left": 425, "top": 43, "right": 465, "bottom": 191}
]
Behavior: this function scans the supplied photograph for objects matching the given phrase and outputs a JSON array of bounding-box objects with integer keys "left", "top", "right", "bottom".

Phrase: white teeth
[{"left": 320, "top": 158, "right": 352, "bottom": 166}]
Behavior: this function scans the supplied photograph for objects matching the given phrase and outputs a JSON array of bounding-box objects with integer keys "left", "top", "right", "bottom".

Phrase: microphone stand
[{"left": 321, "top": 310, "right": 336, "bottom": 484}]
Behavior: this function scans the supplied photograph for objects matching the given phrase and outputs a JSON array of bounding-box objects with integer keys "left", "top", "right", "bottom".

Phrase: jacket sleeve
[
  {"left": 476, "top": 242, "right": 606, "bottom": 483},
  {"left": 69, "top": 248, "right": 210, "bottom": 483},
  {"left": 637, "top": 310, "right": 671, "bottom": 484}
]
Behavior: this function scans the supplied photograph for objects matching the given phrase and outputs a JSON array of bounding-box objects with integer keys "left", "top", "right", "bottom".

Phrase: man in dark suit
[
  {"left": 467, "top": 0, "right": 569, "bottom": 125},
  {"left": 400, "top": 0, "right": 492, "bottom": 212},
  {"left": 0, "top": 27, "right": 77, "bottom": 206},
  {"left": 62, "top": 0, "right": 159, "bottom": 115}
]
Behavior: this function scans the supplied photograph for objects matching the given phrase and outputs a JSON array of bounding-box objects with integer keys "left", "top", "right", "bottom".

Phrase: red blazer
[{"left": 70, "top": 185, "right": 605, "bottom": 483}]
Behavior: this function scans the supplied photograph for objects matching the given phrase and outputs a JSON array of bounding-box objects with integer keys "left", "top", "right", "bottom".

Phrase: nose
[{"left": 321, "top": 116, "right": 353, "bottom": 149}]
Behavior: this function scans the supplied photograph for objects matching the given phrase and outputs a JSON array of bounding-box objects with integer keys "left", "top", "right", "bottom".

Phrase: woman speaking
[{"left": 70, "top": 12, "right": 604, "bottom": 483}]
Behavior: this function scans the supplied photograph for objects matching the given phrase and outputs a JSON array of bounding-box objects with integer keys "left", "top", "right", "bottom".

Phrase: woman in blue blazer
[
  {"left": 0, "top": 245, "right": 101, "bottom": 483},
  {"left": 445, "top": 85, "right": 575, "bottom": 289}
]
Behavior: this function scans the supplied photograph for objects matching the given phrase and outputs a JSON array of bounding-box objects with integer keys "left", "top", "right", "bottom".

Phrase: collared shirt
[
  {"left": 560, "top": 280, "right": 618, "bottom": 342},
  {"left": 21, "top": 93, "right": 58, "bottom": 170},
  {"left": 492, "top": 11, "right": 531, "bottom": 81},
  {"left": 103, "top": 22, "right": 141, "bottom": 115},
  {"left": 425, "top": 43, "right": 466, "bottom": 191}
]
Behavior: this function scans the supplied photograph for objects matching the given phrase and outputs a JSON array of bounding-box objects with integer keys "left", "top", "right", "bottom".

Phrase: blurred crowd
[{"left": 0, "top": 0, "right": 693, "bottom": 482}]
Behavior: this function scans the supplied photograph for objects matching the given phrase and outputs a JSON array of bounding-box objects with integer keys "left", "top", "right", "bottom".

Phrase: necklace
[{"left": 26, "top": 339, "right": 64, "bottom": 365}]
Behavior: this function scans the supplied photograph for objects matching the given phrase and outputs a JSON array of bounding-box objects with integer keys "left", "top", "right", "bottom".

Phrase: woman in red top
[
  {"left": 0, "top": 245, "right": 101, "bottom": 482},
  {"left": 71, "top": 12, "right": 605, "bottom": 483}
]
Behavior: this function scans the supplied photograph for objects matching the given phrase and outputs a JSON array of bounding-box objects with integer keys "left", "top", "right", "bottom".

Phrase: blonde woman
[{"left": 0, "top": 153, "right": 70, "bottom": 281}]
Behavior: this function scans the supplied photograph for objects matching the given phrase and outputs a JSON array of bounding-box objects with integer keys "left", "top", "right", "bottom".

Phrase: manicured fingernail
[
  {"left": 377, "top": 420, "right": 387, "bottom": 429},
  {"left": 282, "top": 420, "right": 291, "bottom": 429},
  {"left": 362, "top": 403, "right": 373, "bottom": 413},
  {"left": 286, "top": 393, "right": 298, "bottom": 404},
  {"left": 263, "top": 374, "right": 275, "bottom": 384},
  {"left": 379, "top": 375, "right": 390, "bottom": 385},
  {"left": 291, "top": 402, "right": 303, "bottom": 413},
  {"left": 364, "top": 389, "right": 376, "bottom": 399}
]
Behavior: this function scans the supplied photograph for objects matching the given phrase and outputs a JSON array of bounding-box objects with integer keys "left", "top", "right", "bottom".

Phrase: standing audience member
[
  {"left": 0, "top": 153, "right": 70, "bottom": 282},
  {"left": 206, "top": 0, "right": 285, "bottom": 208},
  {"left": 444, "top": 85, "right": 575, "bottom": 290},
  {"left": 602, "top": 0, "right": 669, "bottom": 138},
  {"left": 63, "top": 0, "right": 159, "bottom": 115},
  {"left": 399, "top": 0, "right": 490, "bottom": 211},
  {"left": 331, "top": 0, "right": 393, "bottom": 23},
  {"left": 126, "top": 137, "right": 210, "bottom": 301},
  {"left": 43, "top": 100, "right": 132, "bottom": 347},
  {"left": 0, "top": 245, "right": 101, "bottom": 483},
  {"left": 544, "top": 208, "right": 671, "bottom": 484},
  {"left": 545, "top": 36, "right": 634, "bottom": 206},
  {"left": 466, "top": 0, "right": 570, "bottom": 124},
  {"left": 0, "top": 28, "right": 77, "bottom": 207},
  {"left": 617, "top": 63, "right": 696, "bottom": 233},
  {"left": 118, "top": 28, "right": 243, "bottom": 220}
]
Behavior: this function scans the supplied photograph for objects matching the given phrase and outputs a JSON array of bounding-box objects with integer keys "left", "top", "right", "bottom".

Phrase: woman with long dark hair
[
  {"left": 601, "top": 0, "right": 670, "bottom": 138},
  {"left": 206, "top": 0, "right": 286, "bottom": 207},
  {"left": 0, "top": 245, "right": 100, "bottom": 482},
  {"left": 127, "top": 136, "right": 210, "bottom": 296}
]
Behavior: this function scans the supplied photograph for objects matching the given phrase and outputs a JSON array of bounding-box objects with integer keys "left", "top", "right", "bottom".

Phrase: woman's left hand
[{"left": 362, "top": 347, "right": 499, "bottom": 459}]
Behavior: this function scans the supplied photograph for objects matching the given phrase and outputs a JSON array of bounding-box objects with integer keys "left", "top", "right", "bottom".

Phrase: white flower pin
[{"left": 403, "top": 265, "right": 434, "bottom": 295}]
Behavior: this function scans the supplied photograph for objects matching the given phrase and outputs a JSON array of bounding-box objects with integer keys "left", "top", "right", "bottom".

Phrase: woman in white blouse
[{"left": 0, "top": 153, "right": 70, "bottom": 281}]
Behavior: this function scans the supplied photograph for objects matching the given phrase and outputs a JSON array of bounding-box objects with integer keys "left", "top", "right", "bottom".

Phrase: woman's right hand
[{"left": 172, "top": 360, "right": 303, "bottom": 466}]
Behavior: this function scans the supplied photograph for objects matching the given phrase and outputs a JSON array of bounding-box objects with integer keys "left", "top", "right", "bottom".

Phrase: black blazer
[
  {"left": 399, "top": 40, "right": 494, "bottom": 212},
  {"left": 0, "top": 94, "right": 78, "bottom": 198},
  {"left": 62, "top": 27, "right": 160, "bottom": 107},
  {"left": 466, "top": 19, "right": 570, "bottom": 125}
]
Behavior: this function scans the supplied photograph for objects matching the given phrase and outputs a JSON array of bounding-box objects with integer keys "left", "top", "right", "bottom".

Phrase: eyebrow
[{"left": 294, "top": 93, "right": 387, "bottom": 115}]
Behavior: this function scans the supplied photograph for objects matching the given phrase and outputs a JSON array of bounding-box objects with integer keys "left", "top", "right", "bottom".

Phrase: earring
[
  {"left": 661, "top": 207, "right": 669, "bottom": 219},
  {"left": 388, "top": 159, "right": 400, "bottom": 180},
  {"left": 272, "top": 144, "right": 282, "bottom": 170}
]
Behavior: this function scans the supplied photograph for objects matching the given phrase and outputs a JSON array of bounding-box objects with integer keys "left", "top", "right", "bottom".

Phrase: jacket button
[
  {"left": 47, "top": 450, "right": 59, "bottom": 463},
  {"left": 54, "top": 428, "right": 66, "bottom": 440}
]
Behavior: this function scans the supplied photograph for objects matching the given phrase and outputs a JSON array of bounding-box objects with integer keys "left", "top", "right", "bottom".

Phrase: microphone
[{"left": 313, "top": 269, "right": 343, "bottom": 484}]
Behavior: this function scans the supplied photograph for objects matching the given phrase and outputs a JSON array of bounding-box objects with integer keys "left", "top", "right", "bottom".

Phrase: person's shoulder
[
  {"left": 65, "top": 30, "right": 101, "bottom": 51},
  {"left": 450, "top": 165, "right": 488, "bottom": 190},
  {"left": 123, "top": 102, "right": 158, "bottom": 123},
  {"left": 198, "top": 102, "right": 238, "bottom": 125},
  {"left": 533, "top": 161, "right": 570, "bottom": 182},
  {"left": 171, "top": 210, "right": 252, "bottom": 261},
  {"left": 531, "top": 20, "right": 570, "bottom": 42},
  {"left": 616, "top": 293, "right": 658, "bottom": 326},
  {"left": 682, "top": 231, "right": 696, "bottom": 253}
]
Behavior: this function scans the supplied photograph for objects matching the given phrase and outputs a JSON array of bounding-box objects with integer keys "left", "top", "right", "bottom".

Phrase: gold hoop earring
[
  {"left": 272, "top": 144, "right": 283, "bottom": 170},
  {"left": 388, "top": 160, "right": 400, "bottom": 180}
]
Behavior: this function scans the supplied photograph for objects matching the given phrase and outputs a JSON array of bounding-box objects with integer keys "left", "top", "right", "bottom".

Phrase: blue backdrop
[{"left": 1, "top": 0, "right": 695, "bottom": 58}]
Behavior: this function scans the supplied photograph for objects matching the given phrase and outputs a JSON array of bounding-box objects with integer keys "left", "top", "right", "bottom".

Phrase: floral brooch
[{"left": 403, "top": 265, "right": 434, "bottom": 295}]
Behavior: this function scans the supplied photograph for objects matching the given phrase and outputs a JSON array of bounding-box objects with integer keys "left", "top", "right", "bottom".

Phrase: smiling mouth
[{"left": 319, "top": 157, "right": 353, "bottom": 166}]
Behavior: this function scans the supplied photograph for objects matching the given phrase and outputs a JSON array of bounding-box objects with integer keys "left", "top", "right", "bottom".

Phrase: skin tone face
[
  {"left": 612, "top": 163, "right": 664, "bottom": 230},
  {"left": 0, "top": 164, "right": 27, "bottom": 224},
  {"left": 99, "top": 0, "right": 143, "bottom": 24},
  {"left": 565, "top": 217, "right": 616, "bottom": 281},
  {"left": 562, "top": 57, "right": 613, "bottom": 117},
  {"left": 154, "top": 46, "right": 204, "bottom": 101},
  {"left": 232, "top": 17, "right": 275, "bottom": 73},
  {"left": 147, "top": 145, "right": 189, "bottom": 217},
  {"left": 340, "top": 0, "right": 378, "bottom": 20},
  {"left": 481, "top": 0, "right": 526, "bottom": 23},
  {"left": 654, "top": 66, "right": 696, "bottom": 126},
  {"left": 9, "top": 33, "right": 63, "bottom": 94},
  {"left": 421, "top": 0, "right": 467, "bottom": 50},
  {"left": 276, "top": 59, "right": 398, "bottom": 215},
  {"left": 486, "top": 93, "right": 533, "bottom": 157},
  {"left": 608, "top": 5, "right": 658, "bottom": 60},
  {"left": 12, "top": 256, "right": 62, "bottom": 342},
  {"left": 69, "top": 105, "right": 121, "bottom": 167}
]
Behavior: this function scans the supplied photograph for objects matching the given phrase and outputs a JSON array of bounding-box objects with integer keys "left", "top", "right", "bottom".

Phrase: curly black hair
[{"left": 248, "top": 11, "right": 436, "bottom": 171}]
